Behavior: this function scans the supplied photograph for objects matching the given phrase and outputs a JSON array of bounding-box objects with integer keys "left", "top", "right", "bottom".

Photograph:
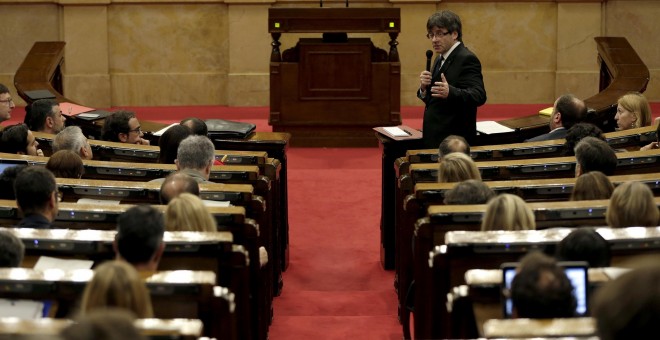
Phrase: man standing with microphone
[{"left": 418, "top": 10, "right": 487, "bottom": 148}]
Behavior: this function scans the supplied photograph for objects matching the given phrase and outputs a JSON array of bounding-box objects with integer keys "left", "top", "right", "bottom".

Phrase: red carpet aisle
[{"left": 268, "top": 147, "right": 401, "bottom": 339}]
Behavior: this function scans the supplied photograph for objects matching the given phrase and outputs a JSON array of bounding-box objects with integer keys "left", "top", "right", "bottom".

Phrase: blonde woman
[
  {"left": 438, "top": 152, "right": 481, "bottom": 183},
  {"left": 615, "top": 92, "right": 652, "bottom": 131},
  {"left": 80, "top": 260, "right": 153, "bottom": 318},
  {"left": 165, "top": 193, "right": 217, "bottom": 232},
  {"left": 481, "top": 194, "right": 536, "bottom": 231},
  {"left": 606, "top": 181, "right": 659, "bottom": 228}
]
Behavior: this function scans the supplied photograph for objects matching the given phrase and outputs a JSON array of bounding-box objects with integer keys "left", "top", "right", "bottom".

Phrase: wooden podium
[{"left": 268, "top": 8, "right": 401, "bottom": 147}]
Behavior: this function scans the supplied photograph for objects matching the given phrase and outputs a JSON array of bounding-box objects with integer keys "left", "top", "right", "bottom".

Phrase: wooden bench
[
  {"left": 414, "top": 226, "right": 660, "bottom": 339},
  {"left": 393, "top": 173, "right": 660, "bottom": 324},
  {"left": 0, "top": 152, "right": 284, "bottom": 298},
  {"left": 0, "top": 228, "right": 260, "bottom": 339},
  {"left": 0, "top": 268, "right": 235, "bottom": 340},
  {"left": 406, "top": 125, "right": 656, "bottom": 163},
  {"left": 457, "top": 268, "right": 610, "bottom": 337},
  {"left": 481, "top": 317, "right": 596, "bottom": 339},
  {"left": 0, "top": 318, "right": 205, "bottom": 340}
]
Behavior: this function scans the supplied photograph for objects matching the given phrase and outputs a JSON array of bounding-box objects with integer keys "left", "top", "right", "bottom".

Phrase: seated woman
[
  {"left": 79, "top": 260, "right": 153, "bottom": 318},
  {"left": 570, "top": 171, "right": 614, "bottom": 201},
  {"left": 481, "top": 193, "right": 535, "bottom": 231},
  {"left": 606, "top": 181, "right": 659, "bottom": 228},
  {"left": 46, "top": 150, "right": 84, "bottom": 178},
  {"left": 165, "top": 193, "right": 268, "bottom": 266},
  {"left": 615, "top": 92, "right": 651, "bottom": 131},
  {"left": 0, "top": 123, "right": 43, "bottom": 156},
  {"left": 438, "top": 152, "right": 481, "bottom": 183},
  {"left": 165, "top": 193, "right": 216, "bottom": 232},
  {"left": 158, "top": 124, "right": 192, "bottom": 164}
]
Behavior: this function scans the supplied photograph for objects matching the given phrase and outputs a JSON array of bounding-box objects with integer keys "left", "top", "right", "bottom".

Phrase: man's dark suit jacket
[
  {"left": 418, "top": 43, "right": 487, "bottom": 149},
  {"left": 525, "top": 127, "right": 567, "bottom": 142}
]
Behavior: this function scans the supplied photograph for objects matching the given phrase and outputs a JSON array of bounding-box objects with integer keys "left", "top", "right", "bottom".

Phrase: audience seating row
[
  {"left": 0, "top": 267, "right": 232, "bottom": 339},
  {"left": 406, "top": 125, "right": 656, "bottom": 163},
  {"left": 413, "top": 225, "right": 660, "bottom": 339}
]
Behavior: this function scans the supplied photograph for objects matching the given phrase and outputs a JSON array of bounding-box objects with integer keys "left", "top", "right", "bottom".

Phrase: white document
[
  {"left": 202, "top": 200, "right": 232, "bottom": 207},
  {"left": 602, "top": 267, "right": 631, "bottom": 280},
  {"left": 152, "top": 123, "right": 179, "bottom": 137},
  {"left": 476, "top": 121, "right": 515, "bottom": 134},
  {"left": 383, "top": 126, "right": 411, "bottom": 137},
  {"left": 77, "top": 198, "right": 121, "bottom": 205},
  {"left": 0, "top": 299, "right": 44, "bottom": 319},
  {"left": 34, "top": 256, "right": 94, "bottom": 271}
]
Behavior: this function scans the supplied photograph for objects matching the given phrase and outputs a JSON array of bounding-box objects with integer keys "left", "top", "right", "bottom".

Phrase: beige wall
[{"left": 0, "top": 0, "right": 658, "bottom": 108}]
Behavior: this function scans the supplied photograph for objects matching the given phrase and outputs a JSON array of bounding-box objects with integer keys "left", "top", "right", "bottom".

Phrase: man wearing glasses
[
  {"left": 101, "top": 110, "right": 150, "bottom": 145},
  {"left": 0, "top": 84, "right": 15, "bottom": 124},
  {"left": 417, "top": 10, "right": 487, "bottom": 149}
]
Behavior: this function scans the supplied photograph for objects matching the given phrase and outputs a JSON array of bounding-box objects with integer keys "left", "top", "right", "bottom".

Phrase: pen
[{"left": 402, "top": 128, "right": 412, "bottom": 136}]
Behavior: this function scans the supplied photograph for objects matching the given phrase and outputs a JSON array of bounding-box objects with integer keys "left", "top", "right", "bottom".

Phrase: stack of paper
[
  {"left": 539, "top": 107, "right": 554, "bottom": 116},
  {"left": 476, "top": 121, "right": 515, "bottom": 134}
]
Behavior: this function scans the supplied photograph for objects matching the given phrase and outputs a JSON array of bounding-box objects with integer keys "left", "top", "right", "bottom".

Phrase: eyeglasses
[
  {"left": 426, "top": 31, "right": 451, "bottom": 40},
  {"left": 0, "top": 98, "right": 13, "bottom": 106},
  {"left": 128, "top": 126, "right": 142, "bottom": 133}
]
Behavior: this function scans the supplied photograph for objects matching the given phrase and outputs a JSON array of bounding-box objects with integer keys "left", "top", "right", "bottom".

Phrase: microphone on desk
[{"left": 425, "top": 50, "right": 433, "bottom": 72}]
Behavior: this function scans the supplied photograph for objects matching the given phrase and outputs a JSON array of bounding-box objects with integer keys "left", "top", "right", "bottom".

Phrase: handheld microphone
[{"left": 425, "top": 50, "right": 433, "bottom": 72}]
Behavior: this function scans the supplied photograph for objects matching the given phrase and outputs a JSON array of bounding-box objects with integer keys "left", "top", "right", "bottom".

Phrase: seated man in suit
[
  {"left": 159, "top": 172, "right": 200, "bottom": 204},
  {"left": 0, "top": 84, "right": 15, "bottom": 124},
  {"left": 574, "top": 136, "right": 618, "bottom": 176},
  {"left": 151, "top": 135, "right": 215, "bottom": 184},
  {"left": 25, "top": 99, "right": 66, "bottom": 134},
  {"left": 52, "top": 126, "right": 94, "bottom": 160},
  {"left": 14, "top": 167, "right": 59, "bottom": 229},
  {"left": 114, "top": 205, "right": 165, "bottom": 272},
  {"left": 526, "top": 94, "right": 587, "bottom": 142},
  {"left": 101, "top": 110, "right": 150, "bottom": 145}
]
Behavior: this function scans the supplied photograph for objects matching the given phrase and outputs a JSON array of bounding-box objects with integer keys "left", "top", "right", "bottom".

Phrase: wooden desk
[{"left": 268, "top": 8, "right": 401, "bottom": 147}]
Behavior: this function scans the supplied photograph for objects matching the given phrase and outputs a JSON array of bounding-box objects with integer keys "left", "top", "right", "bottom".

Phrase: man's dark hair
[
  {"left": 0, "top": 230, "right": 25, "bottom": 267},
  {"left": 158, "top": 124, "right": 192, "bottom": 164},
  {"left": 427, "top": 10, "right": 463, "bottom": 41},
  {"left": 593, "top": 265, "right": 660, "bottom": 340},
  {"left": 556, "top": 94, "right": 587, "bottom": 130},
  {"left": 556, "top": 228, "right": 610, "bottom": 267},
  {"left": 159, "top": 173, "right": 200, "bottom": 204},
  {"left": 562, "top": 123, "right": 606, "bottom": 156},
  {"left": 438, "top": 135, "right": 470, "bottom": 159},
  {"left": 574, "top": 136, "right": 618, "bottom": 176},
  {"left": 511, "top": 252, "right": 577, "bottom": 319},
  {"left": 115, "top": 205, "right": 165, "bottom": 265},
  {"left": 14, "top": 167, "right": 57, "bottom": 215},
  {"left": 0, "top": 165, "right": 27, "bottom": 200},
  {"left": 0, "top": 124, "right": 29, "bottom": 154},
  {"left": 180, "top": 118, "right": 208, "bottom": 136},
  {"left": 102, "top": 111, "right": 135, "bottom": 142},
  {"left": 444, "top": 179, "right": 494, "bottom": 205},
  {"left": 26, "top": 99, "right": 58, "bottom": 131},
  {"left": 0, "top": 84, "right": 9, "bottom": 94}
]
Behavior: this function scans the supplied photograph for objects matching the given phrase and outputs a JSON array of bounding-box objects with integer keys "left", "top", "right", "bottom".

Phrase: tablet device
[
  {"left": 0, "top": 160, "right": 28, "bottom": 175},
  {"left": 501, "top": 261, "right": 588, "bottom": 318}
]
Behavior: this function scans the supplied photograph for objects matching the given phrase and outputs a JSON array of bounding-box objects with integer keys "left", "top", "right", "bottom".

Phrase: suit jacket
[
  {"left": 525, "top": 127, "right": 567, "bottom": 142},
  {"left": 418, "top": 43, "right": 487, "bottom": 148},
  {"left": 16, "top": 214, "right": 52, "bottom": 229}
]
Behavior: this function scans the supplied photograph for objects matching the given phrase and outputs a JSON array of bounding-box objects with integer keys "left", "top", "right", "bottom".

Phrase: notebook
[{"left": 205, "top": 119, "right": 256, "bottom": 139}]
